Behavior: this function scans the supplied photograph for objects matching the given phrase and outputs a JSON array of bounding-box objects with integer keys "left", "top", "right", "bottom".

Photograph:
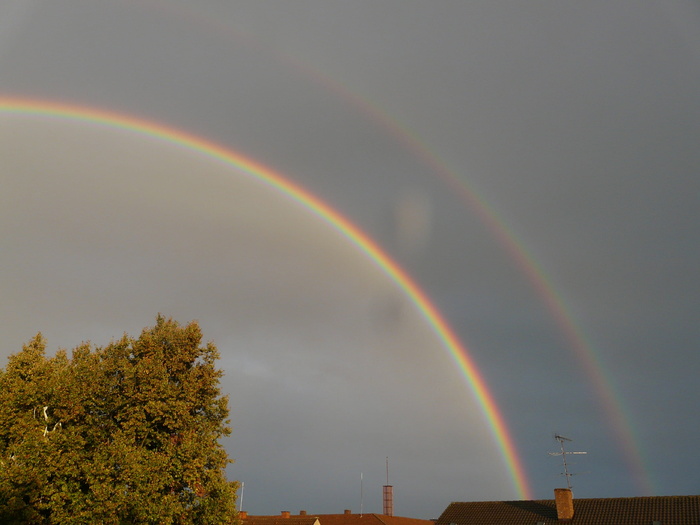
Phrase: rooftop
[
  {"left": 242, "top": 511, "right": 434, "bottom": 525},
  {"left": 435, "top": 495, "right": 700, "bottom": 525}
]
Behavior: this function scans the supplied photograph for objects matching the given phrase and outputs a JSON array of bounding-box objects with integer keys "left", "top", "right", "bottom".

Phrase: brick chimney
[
  {"left": 239, "top": 511, "right": 248, "bottom": 519},
  {"left": 383, "top": 485, "right": 394, "bottom": 516},
  {"left": 554, "top": 488, "right": 574, "bottom": 521},
  {"left": 281, "top": 511, "right": 291, "bottom": 518},
  {"left": 299, "top": 511, "right": 307, "bottom": 516},
  {"left": 344, "top": 510, "right": 352, "bottom": 515}
]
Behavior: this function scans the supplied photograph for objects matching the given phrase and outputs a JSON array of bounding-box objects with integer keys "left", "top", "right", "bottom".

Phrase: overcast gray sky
[{"left": 1, "top": 1, "right": 699, "bottom": 519}]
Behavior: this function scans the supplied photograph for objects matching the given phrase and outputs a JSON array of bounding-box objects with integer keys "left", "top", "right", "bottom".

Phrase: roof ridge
[{"left": 373, "top": 515, "right": 392, "bottom": 525}]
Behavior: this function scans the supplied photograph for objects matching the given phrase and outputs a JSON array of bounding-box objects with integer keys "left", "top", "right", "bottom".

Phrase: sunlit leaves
[{"left": 0, "top": 316, "right": 238, "bottom": 524}]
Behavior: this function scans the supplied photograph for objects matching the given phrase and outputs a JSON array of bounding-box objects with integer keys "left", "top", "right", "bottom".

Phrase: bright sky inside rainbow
[{"left": 0, "top": 96, "right": 532, "bottom": 500}]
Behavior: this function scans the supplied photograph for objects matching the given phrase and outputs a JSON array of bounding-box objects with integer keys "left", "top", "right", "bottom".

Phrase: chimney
[
  {"left": 344, "top": 510, "right": 352, "bottom": 515},
  {"left": 554, "top": 488, "right": 574, "bottom": 521},
  {"left": 383, "top": 486, "right": 394, "bottom": 516},
  {"left": 300, "top": 511, "right": 307, "bottom": 516},
  {"left": 281, "top": 511, "right": 291, "bottom": 518},
  {"left": 239, "top": 511, "right": 248, "bottom": 520}
]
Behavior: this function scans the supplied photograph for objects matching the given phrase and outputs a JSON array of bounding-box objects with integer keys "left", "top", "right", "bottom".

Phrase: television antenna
[{"left": 548, "top": 434, "right": 587, "bottom": 490}]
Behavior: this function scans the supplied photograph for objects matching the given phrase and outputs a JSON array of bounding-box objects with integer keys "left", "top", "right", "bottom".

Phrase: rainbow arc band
[
  {"left": 0, "top": 96, "right": 532, "bottom": 500},
  {"left": 122, "top": 2, "right": 652, "bottom": 495}
]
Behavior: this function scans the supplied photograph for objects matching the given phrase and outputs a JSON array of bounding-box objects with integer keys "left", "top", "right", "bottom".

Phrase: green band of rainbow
[{"left": 1, "top": 96, "right": 532, "bottom": 499}]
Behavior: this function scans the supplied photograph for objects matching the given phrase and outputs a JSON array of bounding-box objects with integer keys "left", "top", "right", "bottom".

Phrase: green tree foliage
[{"left": 0, "top": 316, "right": 238, "bottom": 524}]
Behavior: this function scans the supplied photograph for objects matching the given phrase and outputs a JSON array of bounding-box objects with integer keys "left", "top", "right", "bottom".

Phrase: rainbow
[
  {"left": 138, "top": 4, "right": 654, "bottom": 496},
  {"left": 0, "top": 95, "right": 533, "bottom": 499},
  {"left": 347, "top": 105, "right": 656, "bottom": 496},
  {"left": 341, "top": 98, "right": 656, "bottom": 495},
  {"left": 240, "top": 45, "right": 655, "bottom": 494}
]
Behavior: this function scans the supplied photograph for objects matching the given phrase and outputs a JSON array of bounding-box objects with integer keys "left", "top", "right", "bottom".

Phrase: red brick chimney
[
  {"left": 554, "top": 488, "right": 574, "bottom": 521},
  {"left": 383, "top": 485, "right": 394, "bottom": 516},
  {"left": 299, "top": 511, "right": 307, "bottom": 516},
  {"left": 239, "top": 511, "right": 248, "bottom": 520},
  {"left": 281, "top": 511, "right": 291, "bottom": 518},
  {"left": 344, "top": 510, "right": 352, "bottom": 515}
]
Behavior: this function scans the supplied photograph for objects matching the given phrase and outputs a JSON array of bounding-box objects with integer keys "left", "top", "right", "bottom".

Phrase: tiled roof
[
  {"left": 243, "top": 513, "right": 433, "bottom": 525},
  {"left": 243, "top": 517, "right": 320, "bottom": 525},
  {"left": 435, "top": 496, "right": 700, "bottom": 525},
  {"left": 312, "top": 514, "right": 433, "bottom": 525}
]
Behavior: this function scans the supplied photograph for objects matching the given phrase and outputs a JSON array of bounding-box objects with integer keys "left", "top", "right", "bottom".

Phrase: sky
[{"left": 1, "top": 0, "right": 699, "bottom": 519}]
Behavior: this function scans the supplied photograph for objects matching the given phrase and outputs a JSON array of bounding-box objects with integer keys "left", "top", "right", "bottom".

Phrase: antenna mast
[
  {"left": 360, "top": 472, "right": 363, "bottom": 517},
  {"left": 548, "top": 434, "right": 587, "bottom": 490}
]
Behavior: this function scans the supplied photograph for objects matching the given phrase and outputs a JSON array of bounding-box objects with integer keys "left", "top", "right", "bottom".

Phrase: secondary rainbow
[
  {"left": 273, "top": 60, "right": 654, "bottom": 495},
  {"left": 352, "top": 104, "right": 656, "bottom": 496},
  {"left": 0, "top": 95, "right": 533, "bottom": 500},
  {"left": 344, "top": 96, "right": 655, "bottom": 495},
  {"left": 133, "top": 0, "right": 653, "bottom": 494}
]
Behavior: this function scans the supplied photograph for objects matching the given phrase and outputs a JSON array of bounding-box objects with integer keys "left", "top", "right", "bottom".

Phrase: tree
[{"left": 0, "top": 316, "right": 239, "bottom": 524}]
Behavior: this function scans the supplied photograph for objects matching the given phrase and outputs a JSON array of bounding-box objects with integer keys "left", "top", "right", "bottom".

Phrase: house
[
  {"left": 435, "top": 489, "right": 700, "bottom": 525},
  {"left": 240, "top": 511, "right": 320, "bottom": 525},
  {"left": 241, "top": 510, "right": 434, "bottom": 525},
  {"left": 311, "top": 510, "right": 434, "bottom": 525}
]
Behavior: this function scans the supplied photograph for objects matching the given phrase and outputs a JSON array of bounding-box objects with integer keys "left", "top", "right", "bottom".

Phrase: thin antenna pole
[
  {"left": 239, "top": 481, "right": 244, "bottom": 512},
  {"left": 360, "top": 472, "right": 363, "bottom": 517},
  {"left": 386, "top": 457, "right": 389, "bottom": 485},
  {"left": 559, "top": 436, "right": 572, "bottom": 490}
]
